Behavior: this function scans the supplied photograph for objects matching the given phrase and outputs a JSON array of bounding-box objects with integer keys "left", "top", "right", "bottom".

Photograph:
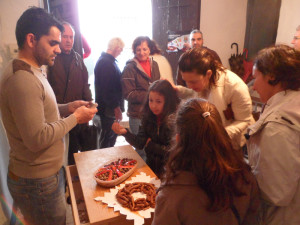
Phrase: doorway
[
  {"left": 78, "top": 0, "right": 152, "bottom": 124},
  {"left": 78, "top": 0, "right": 153, "bottom": 100}
]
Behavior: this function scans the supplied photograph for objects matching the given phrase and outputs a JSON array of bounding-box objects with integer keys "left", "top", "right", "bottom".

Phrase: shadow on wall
[{"left": 0, "top": 44, "right": 18, "bottom": 75}]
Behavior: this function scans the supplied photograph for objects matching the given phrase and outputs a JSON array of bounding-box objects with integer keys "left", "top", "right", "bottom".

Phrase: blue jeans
[
  {"left": 129, "top": 117, "right": 141, "bottom": 135},
  {"left": 99, "top": 114, "right": 118, "bottom": 148},
  {"left": 129, "top": 117, "right": 147, "bottom": 161},
  {"left": 7, "top": 167, "right": 66, "bottom": 225}
]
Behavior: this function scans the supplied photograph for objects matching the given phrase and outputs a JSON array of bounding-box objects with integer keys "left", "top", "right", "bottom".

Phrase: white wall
[
  {"left": 276, "top": 0, "right": 300, "bottom": 46},
  {"left": 200, "top": 0, "right": 247, "bottom": 68},
  {"left": 1, "top": 0, "right": 299, "bottom": 70},
  {"left": 0, "top": 0, "right": 41, "bottom": 71},
  {"left": 0, "top": 0, "right": 41, "bottom": 43}
]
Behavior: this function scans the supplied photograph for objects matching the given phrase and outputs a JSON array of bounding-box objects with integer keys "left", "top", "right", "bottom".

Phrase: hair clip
[{"left": 202, "top": 112, "right": 210, "bottom": 118}]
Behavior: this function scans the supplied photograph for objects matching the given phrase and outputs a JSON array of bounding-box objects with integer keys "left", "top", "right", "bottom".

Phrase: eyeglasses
[{"left": 293, "top": 36, "right": 300, "bottom": 40}]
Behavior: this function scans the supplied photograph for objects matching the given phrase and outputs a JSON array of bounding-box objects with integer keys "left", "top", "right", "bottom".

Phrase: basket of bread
[{"left": 94, "top": 158, "right": 138, "bottom": 187}]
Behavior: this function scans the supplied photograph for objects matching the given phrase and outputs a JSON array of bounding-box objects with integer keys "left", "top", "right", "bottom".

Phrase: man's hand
[
  {"left": 111, "top": 122, "right": 127, "bottom": 135},
  {"left": 73, "top": 106, "right": 97, "bottom": 124},
  {"left": 114, "top": 107, "right": 123, "bottom": 122},
  {"left": 88, "top": 102, "right": 98, "bottom": 109},
  {"left": 68, "top": 100, "right": 89, "bottom": 113}
]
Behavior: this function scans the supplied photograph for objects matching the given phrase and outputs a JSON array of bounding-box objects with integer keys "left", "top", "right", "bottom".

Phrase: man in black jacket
[
  {"left": 48, "top": 22, "right": 93, "bottom": 165},
  {"left": 94, "top": 38, "right": 124, "bottom": 148}
]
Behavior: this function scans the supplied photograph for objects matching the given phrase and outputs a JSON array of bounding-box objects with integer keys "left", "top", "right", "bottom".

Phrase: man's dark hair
[{"left": 16, "top": 7, "right": 64, "bottom": 49}]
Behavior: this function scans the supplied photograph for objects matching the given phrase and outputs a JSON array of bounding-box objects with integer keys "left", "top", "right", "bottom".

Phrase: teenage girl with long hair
[
  {"left": 112, "top": 79, "right": 180, "bottom": 178},
  {"left": 152, "top": 98, "right": 260, "bottom": 225}
]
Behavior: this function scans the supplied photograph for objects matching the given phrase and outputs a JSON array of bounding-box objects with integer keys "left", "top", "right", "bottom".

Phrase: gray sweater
[{"left": 0, "top": 59, "right": 77, "bottom": 178}]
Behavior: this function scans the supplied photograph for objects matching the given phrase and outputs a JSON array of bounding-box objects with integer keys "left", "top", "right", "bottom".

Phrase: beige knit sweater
[{"left": 0, "top": 59, "right": 77, "bottom": 178}]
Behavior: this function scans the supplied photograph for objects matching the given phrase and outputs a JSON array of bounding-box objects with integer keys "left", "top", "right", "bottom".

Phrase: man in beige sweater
[{"left": 0, "top": 7, "right": 97, "bottom": 225}]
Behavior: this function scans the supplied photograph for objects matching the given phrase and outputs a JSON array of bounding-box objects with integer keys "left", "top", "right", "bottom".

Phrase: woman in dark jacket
[
  {"left": 121, "top": 36, "right": 160, "bottom": 135},
  {"left": 112, "top": 80, "right": 179, "bottom": 178}
]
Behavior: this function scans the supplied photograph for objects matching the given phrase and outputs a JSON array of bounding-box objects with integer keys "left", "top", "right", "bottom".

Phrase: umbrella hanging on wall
[
  {"left": 229, "top": 43, "right": 244, "bottom": 79},
  {"left": 242, "top": 48, "right": 254, "bottom": 84}
]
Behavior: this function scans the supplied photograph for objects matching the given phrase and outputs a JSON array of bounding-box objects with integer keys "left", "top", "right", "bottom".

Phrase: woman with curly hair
[{"left": 248, "top": 44, "right": 300, "bottom": 224}]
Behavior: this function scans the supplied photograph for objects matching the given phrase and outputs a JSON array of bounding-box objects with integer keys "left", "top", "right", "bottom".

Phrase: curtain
[{"left": 244, "top": 0, "right": 281, "bottom": 59}]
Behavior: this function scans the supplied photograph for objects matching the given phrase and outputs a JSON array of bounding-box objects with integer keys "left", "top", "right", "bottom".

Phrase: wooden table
[{"left": 72, "top": 145, "right": 157, "bottom": 225}]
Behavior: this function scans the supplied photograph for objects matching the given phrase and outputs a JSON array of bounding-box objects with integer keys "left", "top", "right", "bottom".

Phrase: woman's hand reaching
[
  {"left": 145, "top": 138, "right": 151, "bottom": 147},
  {"left": 111, "top": 122, "right": 127, "bottom": 135}
]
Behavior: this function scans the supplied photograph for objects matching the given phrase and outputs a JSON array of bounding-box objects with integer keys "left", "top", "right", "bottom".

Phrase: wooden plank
[
  {"left": 65, "top": 165, "right": 82, "bottom": 225},
  {"left": 74, "top": 145, "right": 157, "bottom": 225}
]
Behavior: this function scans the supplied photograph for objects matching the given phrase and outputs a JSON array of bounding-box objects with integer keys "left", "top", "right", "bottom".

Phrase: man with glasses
[
  {"left": 48, "top": 22, "right": 93, "bottom": 165},
  {"left": 291, "top": 25, "right": 300, "bottom": 50}
]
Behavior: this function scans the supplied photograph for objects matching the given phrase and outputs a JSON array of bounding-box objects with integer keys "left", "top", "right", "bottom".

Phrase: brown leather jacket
[
  {"left": 153, "top": 171, "right": 260, "bottom": 225},
  {"left": 121, "top": 57, "right": 160, "bottom": 118},
  {"left": 48, "top": 49, "right": 92, "bottom": 103}
]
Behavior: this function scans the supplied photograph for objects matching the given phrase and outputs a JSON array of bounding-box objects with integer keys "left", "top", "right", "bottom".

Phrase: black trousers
[
  {"left": 68, "top": 123, "right": 97, "bottom": 165},
  {"left": 99, "top": 114, "right": 117, "bottom": 149}
]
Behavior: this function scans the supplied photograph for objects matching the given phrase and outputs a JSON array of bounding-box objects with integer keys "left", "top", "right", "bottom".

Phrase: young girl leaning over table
[
  {"left": 112, "top": 79, "right": 180, "bottom": 178},
  {"left": 152, "top": 98, "right": 260, "bottom": 225}
]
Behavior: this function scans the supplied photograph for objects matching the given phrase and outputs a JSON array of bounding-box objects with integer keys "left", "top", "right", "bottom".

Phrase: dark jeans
[
  {"left": 99, "top": 114, "right": 117, "bottom": 148},
  {"left": 7, "top": 167, "right": 66, "bottom": 225},
  {"left": 129, "top": 117, "right": 146, "bottom": 161},
  {"left": 68, "top": 123, "right": 97, "bottom": 165}
]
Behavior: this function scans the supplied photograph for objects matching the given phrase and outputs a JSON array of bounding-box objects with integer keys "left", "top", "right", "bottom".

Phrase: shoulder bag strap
[{"left": 230, "top": 203, "right": 241, "bottom": 225}]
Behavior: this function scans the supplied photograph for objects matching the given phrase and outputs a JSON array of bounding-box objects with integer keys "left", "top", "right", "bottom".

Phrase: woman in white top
[
  {"left": 149, "top": 39, "right": 174, "bottom": 84},
  {"left": 176, "top": 47, "right": 254, "bottom": 150}
]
